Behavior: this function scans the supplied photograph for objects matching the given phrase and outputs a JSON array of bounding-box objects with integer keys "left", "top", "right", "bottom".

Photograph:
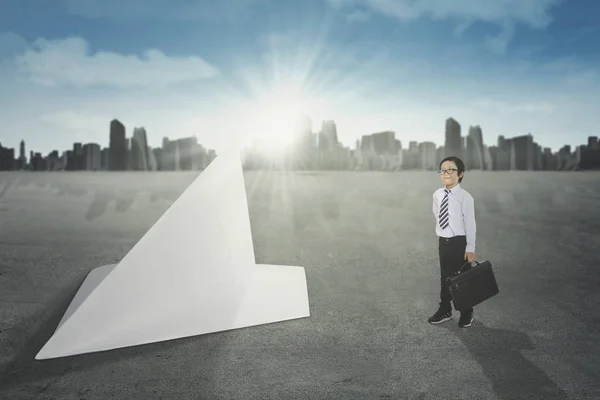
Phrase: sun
[{"left": 241, "top": 85, "right": 320, "bottom": 153}]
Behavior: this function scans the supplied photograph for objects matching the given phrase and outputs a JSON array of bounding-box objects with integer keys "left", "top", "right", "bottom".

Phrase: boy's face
[{"left": 439, "top": 160, "right": 463, "bottom": 187}]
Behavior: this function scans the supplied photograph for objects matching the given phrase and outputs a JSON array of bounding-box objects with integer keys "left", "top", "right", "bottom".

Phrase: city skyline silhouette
[{"left": 1, "top": 116, "right": 599, "bottom": 172}]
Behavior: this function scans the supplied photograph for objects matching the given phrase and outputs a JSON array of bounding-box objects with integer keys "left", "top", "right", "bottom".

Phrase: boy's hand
[{"left": 464, "top": 252, "right": 476, "bottom": 263}]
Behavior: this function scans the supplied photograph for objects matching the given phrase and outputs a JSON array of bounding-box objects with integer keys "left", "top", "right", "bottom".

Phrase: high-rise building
[
  {"left": 542, "top": 147, "right": 558, "bottom": 170},
  {"left": 147, "top": 147, "right": 158, "bottom": 171},
  {"left": 493, "top": 135, "right": 513, "bottom": 170},
  {"left": 109, "top": 119, "right": 127, "bottom": 171},
  {"left": 46, "top": 150, "right": 61, "bottom": 171},
  {"left": 73, "top": 142, "right": 83, "bottom": 170},
  {"left": 532, "top": 142, "right": 543, "bottom": 170},
  {"left": 100, "top": 148, "right": 109, "bottom": 170},
  {"left": 125, "top": 138, "right": 132, "bottom": 170},
  {"left": 176, "top": 136, "right": 198, "bottom": 170},
  {"left": 18, "top": 140, "right": 26, "bottom": 169},
  {"left": 512, "top": 134, "right": 534, "bottom": 170},
  {"left": 482, "top": 145, "right": 493, "bottom": 171},
  {"left": 444, "top": 118, "right": 462, "bottom": 159},
  {"left": 371, "top": 131, "right": 396, "bottom": 155},
  {"left": 359, "top": 132, "right": 400, "bottom": 170},
  {"left": 436, "top": 146, "right": 444, "bottom": 166},
  {"left": 318, "top": 120, "right": 338, "bottom": 151},
  {"left": 587, "top": 136, "right": 599, "bottom": 168},
  {"left": 317, "top": 120, "right": 338, "bottom": 169},
  {"left": 466, "top": 125, "right": 485, "bottom": 169},
  {"left": 498, "top": 135, "right": 506, "bottom": 150},
  {"left": 557, "top": 145, "right": 574, "bottom": 170},
  {"left": 419, "top": 141, "right": 437, "bottom": 170},
  {"left": 161, "top": 138, "right": 178, "bottom": 171},
  {"left": 153, "top": 148, "right": 163, "bottom": 170},
  {"left": 131, "top": 127, "right": 150, "bottom": 171},
  {"left": 30, "top": 152, "right": 45, "bottom": 171},
  {"left": 401, "top": 141, "right": 420, "bottom": 169},
  {"left": 359, "top": 135, "right": 375, "bottom": 170},
  {"left": 488, "top": 146, "right": 498, "bottom": 170},
  {"left": 83, "top": 143, "right": 102, "bottom": 171},
  {"left": 0, "top": 144, "right": 15, "bottom": 170}
]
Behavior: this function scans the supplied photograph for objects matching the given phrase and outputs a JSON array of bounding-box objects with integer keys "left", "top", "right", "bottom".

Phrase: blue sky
[{"left": 0, "top": 0, "right": 599, "bottom": 155}]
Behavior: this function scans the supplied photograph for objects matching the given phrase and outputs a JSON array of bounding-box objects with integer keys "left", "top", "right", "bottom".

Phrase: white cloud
[
  {"left": 453, "top": 19, "right": 474, "bottom": 36},
  {"left": 471, "top": 99, "right": 556, "bottom": 114},
  {"left": 15, "top": 37, "right": 220, "bottom": 88},
  {"left": 347, "top": 10, "right": 371, "bottom": 23},
  {"left": 41, "top": 110, "right": 109, "bottom": 132},
  {"left": 65, "top": 0, "right": 263, "bottom": 21},
  {"left": 484, "top": 21, "right": 516, "bottom": 54},
  {"left": 329, "top": 0, "right": 565, "bottom": 50},
  {"left": 335, "top": 0, "right": 565, "bottom": 26}
]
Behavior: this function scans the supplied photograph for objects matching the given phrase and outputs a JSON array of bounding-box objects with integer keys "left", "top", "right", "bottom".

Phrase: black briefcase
[{"left": 446, "top": 260, "right": 499, "bottom": 312}]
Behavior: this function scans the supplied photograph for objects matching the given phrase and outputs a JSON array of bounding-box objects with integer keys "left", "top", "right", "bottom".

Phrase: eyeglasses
[{"left": 438, "top": 169, "right": 457, "bottom": 175}]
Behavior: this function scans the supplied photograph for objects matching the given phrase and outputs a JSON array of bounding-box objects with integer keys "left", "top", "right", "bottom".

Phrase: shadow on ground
[
  {"left": 4, "top": 176, "right": 182, "bottom": 221},
  {"left": 442, "top": 322, "right": 568, "bottom": 400}
]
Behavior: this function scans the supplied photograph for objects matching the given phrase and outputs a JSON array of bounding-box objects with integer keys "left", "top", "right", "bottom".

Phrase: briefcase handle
[{"left": 457, "top": 259, "right": 479, "bottom": 275}]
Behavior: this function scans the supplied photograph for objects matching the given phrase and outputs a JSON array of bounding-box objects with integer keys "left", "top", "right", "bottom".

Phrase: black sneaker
[
  {"left": 428, "top": 308, "right": 452, "bottom": 324},
  {"left": 458, "top": 310, "right": 474, "bottom": 328}
]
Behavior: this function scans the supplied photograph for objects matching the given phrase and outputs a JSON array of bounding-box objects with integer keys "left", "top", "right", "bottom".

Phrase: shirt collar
[{"left": 444, "top": 184, "right": 461, "bottom": 194}]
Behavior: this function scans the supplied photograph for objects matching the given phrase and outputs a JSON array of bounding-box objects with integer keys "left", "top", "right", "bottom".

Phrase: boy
[{"left": 428, "top": 156, "right": 476, "bottom": 328}]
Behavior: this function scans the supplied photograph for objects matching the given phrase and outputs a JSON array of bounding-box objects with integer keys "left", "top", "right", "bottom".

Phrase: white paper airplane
[{"left": 35, "top": 148, "right": 310, "bottom": 360}]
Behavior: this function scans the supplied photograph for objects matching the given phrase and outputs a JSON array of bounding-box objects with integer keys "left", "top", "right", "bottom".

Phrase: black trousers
[{"left": 438, "top": 235, "right": 473, "bottom": 313}]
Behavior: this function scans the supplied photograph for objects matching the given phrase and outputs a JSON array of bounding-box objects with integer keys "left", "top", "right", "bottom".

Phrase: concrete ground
[{"left": 0, "top": 169, "right": 599, "bottom": 400}]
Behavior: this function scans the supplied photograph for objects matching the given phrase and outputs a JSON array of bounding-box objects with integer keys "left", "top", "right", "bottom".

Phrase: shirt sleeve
[
  {"left": 432, "top": 192, "right": 438, "bottom": 220},
  {"left": 462, "top": 193, "right": 476, "bottom": 252}
]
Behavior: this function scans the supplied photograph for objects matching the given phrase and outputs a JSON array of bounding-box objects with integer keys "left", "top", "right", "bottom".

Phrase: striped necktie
[{"left": 439, "top": 189, "right": 450, "bottom": 230}]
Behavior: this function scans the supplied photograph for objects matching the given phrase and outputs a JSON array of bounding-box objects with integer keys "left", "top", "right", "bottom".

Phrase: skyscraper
[
  {"left": 494, "top": 135, "right": 512, "bottom": 170},
  {"left": 83, "top": 143, "right": 102, "bottom": 171},
  {"left": 318, "top": 120, "right": 338, "bottom": 169},
  {"left": 161, "top": 138, "right": 178, "bottom": 171},
  {"left": 498, "top": 135, "right": 506, "bottom": 150},
  {"left": 18, "top": 140, "right": 26, "bottom": 169},
  {"left": 131, "top": 127, "right": 150, "bottom": 171},
  {"left": 444, "top": 118, "right": 462, "bottom": 159},
  {"left": 318, "top": 120, "right": 338, "bottom": 151},
  {"left": 482, "top": 145, "right": 493, "bottom": 171},
  {"left": 73, "top": 142, "right": 83, "bottom": 170},
  {"left": 532, "top": 141, "right": 543, "bottom": 170},
  {"left": 512, "top": 134, "right": 534, "bottom": 170},
  {"left": 419, "top": 141, "right": 437, "bottom": 170},
  {"left": 177, "top": 136, "right": 198, "bottom": 171},
  {"left": 109, "top": 119, "right": 127, "bottom": 171},
  {"left": 100, "top": 148, "right": 109, "bottom": 170},
  {"left": 371, "top": 131, "right": 396, "bottom": 155},
  {"left": 466, "top": 125, "right": 485, "bottom": 169},
  {"left": 588, "top": 136, "right": 599, "bottom": 168}
]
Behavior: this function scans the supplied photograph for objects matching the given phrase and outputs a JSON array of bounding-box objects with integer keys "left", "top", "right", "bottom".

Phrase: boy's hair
[{"left": 439, "top": 156, "right": 466, "bottom": 183}]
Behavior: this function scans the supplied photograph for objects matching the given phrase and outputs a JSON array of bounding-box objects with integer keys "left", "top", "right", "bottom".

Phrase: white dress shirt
[{"left": 432, "top": 184, "right": 476, "bottom": 252}]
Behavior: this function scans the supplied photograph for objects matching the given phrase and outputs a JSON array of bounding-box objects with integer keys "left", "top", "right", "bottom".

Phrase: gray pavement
[{"left": 0, "top": 170, "right": 599, "bottom": 400}]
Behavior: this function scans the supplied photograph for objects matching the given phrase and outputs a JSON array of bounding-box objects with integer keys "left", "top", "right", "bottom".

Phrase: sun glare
[{"left": 241, "top": 85, "right": 320, "bottom": 153}]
